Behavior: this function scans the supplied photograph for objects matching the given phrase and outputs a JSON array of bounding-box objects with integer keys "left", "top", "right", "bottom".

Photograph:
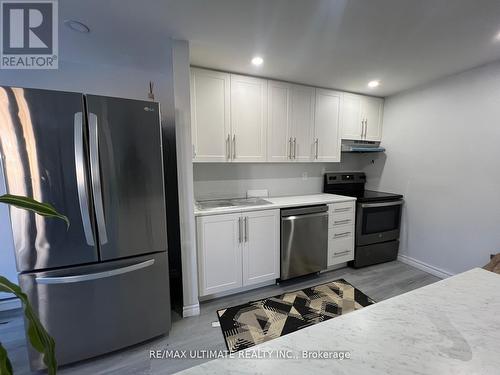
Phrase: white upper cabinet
[
  {"left": 362, "top": 96, "right": 384, "bottom": 141},
  {"left": 290, "top": 84, "right": 315, "bottom": 161},
  {"left": 314, "top": 89, "right": 342, "bottom": 162},
  {"left": 341, "top": 93, "right": 363, "bottom": 140},
  {"left": 267, "top": 80, "right": 292, "bottom": 161},
  {"left": 190, "top": 68, "right": 231, "bottom": 162},
  {"left": 342, "top": 93, "right": 384, "bottom": 141},
  {"left": 191, "top": 67, "right": 384, "bottom": 162},
  {"left": 230, "top": 74, "right": 268, "bottom": 162}
]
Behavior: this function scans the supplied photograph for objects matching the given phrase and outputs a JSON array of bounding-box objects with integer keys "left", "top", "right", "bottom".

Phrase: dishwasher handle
[
  {"left": 281, "top": 205, "right": 328, "bottom": 217},
  {"left": 281, "top": 211, "right": 328, "bottom": 222}
]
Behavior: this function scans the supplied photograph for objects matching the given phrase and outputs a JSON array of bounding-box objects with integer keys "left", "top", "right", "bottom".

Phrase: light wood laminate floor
[{"left": 0, "top": 261, "right": 440, "bottom": 375}]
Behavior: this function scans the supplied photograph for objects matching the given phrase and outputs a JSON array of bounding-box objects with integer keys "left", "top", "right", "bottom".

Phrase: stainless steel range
[{"left": 323, "top": 172, "right": 403, "bottom": 268}]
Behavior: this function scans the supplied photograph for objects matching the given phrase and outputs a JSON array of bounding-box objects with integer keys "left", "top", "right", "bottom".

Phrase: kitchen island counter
[{"left": 178, "top": 268, "right": 500, "bottom": 375}]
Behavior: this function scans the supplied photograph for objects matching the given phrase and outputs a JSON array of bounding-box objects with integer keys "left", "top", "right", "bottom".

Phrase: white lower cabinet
[
  {"left": 327, "top": 201, "right": 355, "bottom": 266},
  {"left": 197, "top": 209, "right": 280, "bottom": 297},
  {"left": 196, "top": 213, "right": 242, "bottom": 295},
  {"left": 243, "top": 210, "right": 280, "bottom": 286}
]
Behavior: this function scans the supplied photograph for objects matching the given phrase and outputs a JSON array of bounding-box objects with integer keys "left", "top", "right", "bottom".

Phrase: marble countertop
[
  {"left": 178, "top": 268, "right": 500, "bottom": 374},
  {"left": 194, "top": 193, "right": 356, "bottom": 216}
]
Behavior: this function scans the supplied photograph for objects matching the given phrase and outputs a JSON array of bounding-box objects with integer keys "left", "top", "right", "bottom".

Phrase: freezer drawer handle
[
  {"left": 35, "top": 259, "right": 155, "bottom": 284},
  {"left": 74, "top": 112, "right": 95, "bottom": 246},
  {"left": 88, "top": 112, "right": 108, "bottom": 245}
]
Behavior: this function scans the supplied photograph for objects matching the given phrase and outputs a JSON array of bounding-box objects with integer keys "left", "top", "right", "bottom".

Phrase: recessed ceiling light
[
  {"left": 251, "top": 56, "right": 264, "bottom": 66},
  {"left": 64, "top": 20, "right": 90, "bottom": 33},
  {"left": 368, "top": 80, "right": 380, "bottom": 88}
]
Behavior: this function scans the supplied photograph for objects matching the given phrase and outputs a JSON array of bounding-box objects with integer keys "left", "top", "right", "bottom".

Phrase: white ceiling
[{"left": 61, "top": 0, "right": 500, "bottom": 96}]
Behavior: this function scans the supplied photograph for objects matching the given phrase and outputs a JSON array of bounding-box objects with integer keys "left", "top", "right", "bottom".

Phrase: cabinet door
[
  {"left": 191, "top": 68, "right": 231, "bottom": 162},
  {"left": 314, "top": 89, "right": 341, "bottom": 162},
  {"left": 362, "top": 96, "right": 384, "bottom": 141},
  {"left": 231, "top": 74, "right": 268, "bottom": 162},
  {"left": 197, "top": 213, "right": 242, "bottom": 296},
  {"left": 242, "top": 210, "right": 280, "bottom": 286},
  {"left": 267, "top": 80, "right": 292, "bottom": 162},
  {"left": 290, "top": 84, "right": 315, "bottom": 161},
  {"left": 341, "top": 93, "right": 363, "bottom": 140}
]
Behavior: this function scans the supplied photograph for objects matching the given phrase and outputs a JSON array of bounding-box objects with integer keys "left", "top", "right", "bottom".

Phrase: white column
[{"left": 172, "top": 39, "right": 200, "bottom": 316}]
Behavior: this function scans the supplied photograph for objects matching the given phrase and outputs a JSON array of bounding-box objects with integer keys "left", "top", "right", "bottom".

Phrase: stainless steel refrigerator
[{"left": 0, "top": 87, "right": 171, "bottom": 370}]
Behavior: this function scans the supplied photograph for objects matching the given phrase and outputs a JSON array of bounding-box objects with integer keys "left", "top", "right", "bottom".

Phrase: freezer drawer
[{"left": 19, "top": 252, "right": 171, "bottom": 370}]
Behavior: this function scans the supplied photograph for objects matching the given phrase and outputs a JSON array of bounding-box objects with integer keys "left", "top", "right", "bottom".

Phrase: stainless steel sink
[{"left": 196, "top": 197, "right": 272, "bottom": 210}]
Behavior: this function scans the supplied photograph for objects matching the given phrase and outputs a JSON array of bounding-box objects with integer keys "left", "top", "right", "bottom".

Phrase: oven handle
[{"left": 360, "top": 200, "right": 403, "bottom": 208}]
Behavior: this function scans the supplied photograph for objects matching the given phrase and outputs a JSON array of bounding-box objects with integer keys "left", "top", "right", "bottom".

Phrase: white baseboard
[
  {"left": 0, "top": 298, "right": 21, "bottom": 311},
  {"left": 182, "top": 303, "right": 200, "bottom": 317},
  {"left": 398, "top": 254, "right": 454, "bottom": 279},
  {"left": 198, "top": 279, "right": 276, "bottom": 302}
]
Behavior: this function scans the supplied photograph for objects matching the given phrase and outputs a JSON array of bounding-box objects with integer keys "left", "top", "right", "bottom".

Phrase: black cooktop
[{"left": 323, "top": 172, "right": 403, "bottom": 203}]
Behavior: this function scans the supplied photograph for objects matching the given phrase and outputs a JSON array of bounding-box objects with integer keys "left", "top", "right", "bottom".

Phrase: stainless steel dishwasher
[{"left": 280, "top": 205, "right": 328, "bottom": 280}]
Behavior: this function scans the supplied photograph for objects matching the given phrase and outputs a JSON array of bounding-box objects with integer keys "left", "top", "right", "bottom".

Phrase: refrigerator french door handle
[
  {"left": 35, "top": 259, "right": 155, "bottom": 284},
  {"left": 74, "top": 112, "right": 95, "bottom": 246},
  {"left": 88, "top": 112, "right": 108, "bottom": 245}
]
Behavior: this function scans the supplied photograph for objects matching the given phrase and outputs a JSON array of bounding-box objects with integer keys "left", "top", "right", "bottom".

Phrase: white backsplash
[{"left": 193, "top": 153, "right": 365, "bottom": 200}]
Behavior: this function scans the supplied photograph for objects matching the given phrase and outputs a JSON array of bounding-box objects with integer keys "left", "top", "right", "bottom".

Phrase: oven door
[{"left": 356, "top": 200, "right": 403, "bottom": 246}]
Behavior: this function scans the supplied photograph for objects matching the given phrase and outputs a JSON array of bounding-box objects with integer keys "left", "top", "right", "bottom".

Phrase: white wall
[
  {"left": 194, "top": 154, "right": 363, "bottom": 200},
  {"left": 364, "top": 60, "right": 500, "bottom": 276},
  {"left": 0, "top": 59, "right": 172, "bottom": 101}
]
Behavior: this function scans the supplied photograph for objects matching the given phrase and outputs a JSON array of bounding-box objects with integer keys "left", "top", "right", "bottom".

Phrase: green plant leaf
[
  {"left": 0, "top": 194, "right": 69, "bottom": 228},
  {"left": 0, "top": 342, "right": 13, "bottom": 375},
  {"left": 0, "top": 276, "right": 57, "bottom": 375}
]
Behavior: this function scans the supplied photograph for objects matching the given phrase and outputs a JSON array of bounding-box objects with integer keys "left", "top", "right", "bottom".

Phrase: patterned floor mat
[{"left": 217, "top": 279, "right": 375, "bottom": 353}]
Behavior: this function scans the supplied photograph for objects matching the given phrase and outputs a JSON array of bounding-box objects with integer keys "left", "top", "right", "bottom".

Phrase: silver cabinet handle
[
  {"left": 226, "top": 134, "right": 231, "bottom": 160},
  {"left": 232, "top": 134, "right": 236, "bottom": 159},
  {"left": 88, "top": 112, "right": 108, "bottom": 245},
  {"left": 192, "top": 144, "right": 196, "bottom": 158},
  {"left": 35, "top": 259, "right": 155, "bottom": 284},
  {"left": 334, "top": 232, "right": 351, "bottom": 238},
  {"left": 238, "top": 217, "right": 242, "bottom": 243},
  {"left": 244, "top": 216, "right": 248, "bottom": 242},
  {"left": 315, "top": 138, "right": 319, "bottom": 159},
  {"left": 334, "top": 207, "right": 351, "bottom": 213},
  {"left": 293, "top": 137, "right": 297, "bottom": 159},
  {"left": 74, "top": 112, "right": 95, "bottom": 246},
  {"left": 334, "top": 250, "right": 351, "bottom": 256},
  {"left": 288, "top": 137, "right": 292, "bottom": 159},
  {"left": 334, "top": 219, "right": 351, "bottom": 225},
  {"left": 361, "top": 119, "right": 364, "bottom": 138}
]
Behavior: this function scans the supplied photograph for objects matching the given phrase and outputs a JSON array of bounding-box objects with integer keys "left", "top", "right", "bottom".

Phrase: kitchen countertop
[
  {"left": 194, "top": 193, "right": 356, "bottom": 216},
  {"left": 178, "top": 268, "right": 500, "bottom": 375}
]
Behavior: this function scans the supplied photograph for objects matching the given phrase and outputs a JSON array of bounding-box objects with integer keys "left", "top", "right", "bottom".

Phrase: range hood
[{"left": 341, "top": 140, "right": 386, "bottom": 153}]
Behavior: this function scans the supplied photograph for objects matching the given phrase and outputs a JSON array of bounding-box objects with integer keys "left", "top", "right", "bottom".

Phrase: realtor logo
[{"left": 1, "top": 0, "right": 58, "bottom": 69}]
